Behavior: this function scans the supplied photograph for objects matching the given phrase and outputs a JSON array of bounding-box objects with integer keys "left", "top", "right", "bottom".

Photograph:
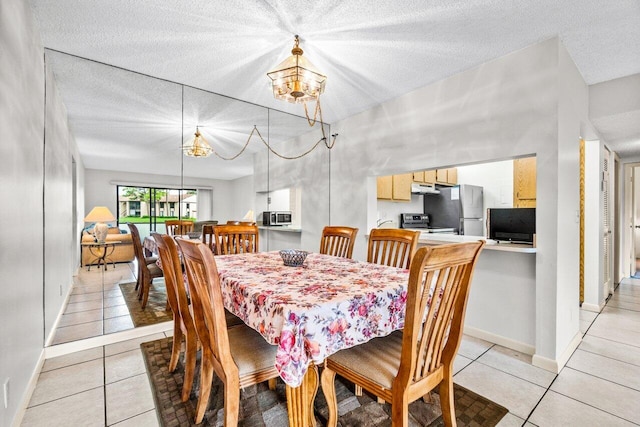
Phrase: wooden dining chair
[
  {"left": 165, "top": 219, "right": 195, "bottom": 236},
  {"left": 213, "top": 224, "right": 259, "bottom": 255},
  {"left": 319, "top": 226, "right": 359, "bottom": 259},
  {"left": 367, "top": 228, "right": 421, "bottom": 269},
  {"left": 321, "top": 241, "right": 485, "bottom": 427},
  {"left": 152, "top": 233, "right": 198, "bottom": 402},
  {"left": 201, "top": 224, "right": 217, "bottom": 252},
  {"left": 176, "top": 238, "right": 279, "bottom": 425},
  {"left": 126, "top": 223, "right": 158, "bottom": 291},
  {"left": 128, "top": 224, "right": 163, "bottom": 309}
]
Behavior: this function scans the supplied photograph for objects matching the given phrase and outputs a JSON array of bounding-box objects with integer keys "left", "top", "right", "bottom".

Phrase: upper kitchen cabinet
[
  {"left": 514, "top": 157, "right": 536, "bottom": 207},
  {"left": 377, "top": 173, "right": 413, "bottom": 201},
  {"left": 414, "top": 168, "right": 457, "bottom": 185}
]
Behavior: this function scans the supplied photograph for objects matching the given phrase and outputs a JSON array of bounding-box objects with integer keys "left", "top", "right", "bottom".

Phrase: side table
[{"left": 81, "top": 241, "right": 121, "bottom": 271}]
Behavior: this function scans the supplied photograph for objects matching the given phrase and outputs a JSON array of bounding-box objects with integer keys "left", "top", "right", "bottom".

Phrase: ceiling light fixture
[
  {"left": 267, "top": 35, "right": 326, "bottom": 105},
  {"left": 183, "top": 126, "right": 213, "bottom": 158},
  {"left": 266, "top": 35, "right": 337, "bottom": 148}
]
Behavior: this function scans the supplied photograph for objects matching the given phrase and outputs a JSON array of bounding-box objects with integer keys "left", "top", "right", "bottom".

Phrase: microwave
[{"left": 262, "top": 211, "right": 292, "bottom": 226}]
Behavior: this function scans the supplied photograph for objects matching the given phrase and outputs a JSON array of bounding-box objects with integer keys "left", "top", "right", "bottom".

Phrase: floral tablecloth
[{"left": 214, "top": 251, "right": 409, "bottom": 387}]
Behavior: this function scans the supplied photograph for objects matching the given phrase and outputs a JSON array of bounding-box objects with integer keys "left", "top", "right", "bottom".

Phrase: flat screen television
[{"left": 488, "top": 208, "right": 536, "bottom": 244}]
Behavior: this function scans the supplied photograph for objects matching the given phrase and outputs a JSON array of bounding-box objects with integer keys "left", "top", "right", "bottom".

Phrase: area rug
[
  {"left": 141, "top": 337, "right": 508, "bottom": 426},
  {"left": 119, "top": 281, "right": 172, "bottom": 327}
]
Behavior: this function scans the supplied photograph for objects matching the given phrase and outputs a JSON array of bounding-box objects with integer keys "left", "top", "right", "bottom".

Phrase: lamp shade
[{"left": 84, "top": 206, "right": 116, "bottom": 223}]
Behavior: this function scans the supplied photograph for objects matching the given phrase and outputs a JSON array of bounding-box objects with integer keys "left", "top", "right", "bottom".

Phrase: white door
[{"left": 602, "top": 147, "right": 613, "bottom": 296}]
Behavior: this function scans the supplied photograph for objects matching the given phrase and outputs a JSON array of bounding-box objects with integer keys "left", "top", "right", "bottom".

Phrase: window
[{"left": 117, "top": 186, "right": 198, "bottom": 239}]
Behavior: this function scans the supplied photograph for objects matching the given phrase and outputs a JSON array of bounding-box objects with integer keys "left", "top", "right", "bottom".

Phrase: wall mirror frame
[{"left": 43, "top": 49, "right": 333, "bottom": 347}]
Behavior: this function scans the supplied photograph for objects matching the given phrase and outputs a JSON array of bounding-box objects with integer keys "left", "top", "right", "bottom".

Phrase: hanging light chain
[{"left": 203, "top": 99, "right": 338, "bottom": 161}]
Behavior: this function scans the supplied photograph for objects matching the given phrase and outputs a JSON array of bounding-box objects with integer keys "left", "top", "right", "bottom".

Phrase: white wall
[
  {"left": 551, "top": 41, "right": 587, "bottom": 363},
  {"left": 0, "top": 1, "right": 83, "bottom": 424},
  {"left": 228, "top": 174, "right": 255, "bottom": 221}
]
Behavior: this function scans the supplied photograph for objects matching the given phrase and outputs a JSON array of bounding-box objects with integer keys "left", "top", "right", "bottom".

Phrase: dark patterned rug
[
  {"left": 119, "top": 281, "right": 172, "bottom": 327},
  {"left": 141, "top": 337, "right": 508, "bottom": 427}
]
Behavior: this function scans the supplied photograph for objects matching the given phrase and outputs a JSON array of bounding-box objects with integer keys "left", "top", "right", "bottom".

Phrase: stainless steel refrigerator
[{"left": 423, "top": 184, "right": 484, "bottom": 235}]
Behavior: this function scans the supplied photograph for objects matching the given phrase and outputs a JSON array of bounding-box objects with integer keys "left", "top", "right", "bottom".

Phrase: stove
[{"left": 399, "top": 213, "right": 457, "bottom": 234}]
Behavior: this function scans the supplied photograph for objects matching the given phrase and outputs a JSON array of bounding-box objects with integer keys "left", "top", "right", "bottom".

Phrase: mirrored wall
[{"left": 44, "top": 49, "right": 332, "bottom": 346}]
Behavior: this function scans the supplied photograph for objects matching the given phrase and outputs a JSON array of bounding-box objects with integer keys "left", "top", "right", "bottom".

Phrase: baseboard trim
[
  {"left": 44, "top": 284, "right": 74, "bottom": 347},
  {"left": 12, "top": 349, "right": 46, "bottom": 427},
  {"left": 463, "top": 326, "right": 535, "bottom": 355},
  {"left": 45, "top": 321, "right": 172, "bottom": 359},
  {"left": 581, "top": 301, "right": 605, "bottom": 313},
  {"left": 532, "top": 331, "right": 582, "bottom": 374}
]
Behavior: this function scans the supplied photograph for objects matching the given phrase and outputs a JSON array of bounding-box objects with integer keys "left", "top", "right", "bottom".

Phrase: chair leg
[
  {"left": 168, "top": 325, "right": 182, "bottom": 372},
  {"left": 140, "top": 275, "right": 151, "bottom": 309},
  {"left": 268, "top": 378, "right": 277, "bottom": 390},
  {"left": 320, "top": 367, "right": 338, "bottom": 427},
  {"left": 194, "top": 352, "right": 214, "bottom": 424},
  {"left": 391, "top": 393, "right": 409, "bottom": 427},
  {"left": 181, "top": 331, "right": 197, "bottom": 402},
  {"left": 439, "top": 375, "right": 456, "bottom": 427},
  {"left": 355, "top": 384, "right": 363, "bottom": 396},
  {"left": 223, "top": 379, "right": 241, "bottom": 427},
  {"left": 135, "top": 260, "right": 142, "bottom": 291}
]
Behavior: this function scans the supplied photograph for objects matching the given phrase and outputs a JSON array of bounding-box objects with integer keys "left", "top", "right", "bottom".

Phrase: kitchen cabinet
[
  {"left": 376, "top": 176, "right": 393, "bottom": 199},
  {"left": 424, "top": 170, "right": 437, "bottom": 183},
  {"left": 413, "top": 168, "right": 455, "bottom": 185},
  {"left": 377, "top": 173, "right": 413, "bottom": 201},
  {"left": 392, "top": 173, "right": 413, "bottom": 201},
  {"left": 514, "top": 157, "right": 536, "bottom": 207}
]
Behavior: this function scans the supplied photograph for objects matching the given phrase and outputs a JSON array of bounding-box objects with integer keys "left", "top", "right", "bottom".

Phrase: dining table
[{"left": 214, "top": 251, "right": 410, "bottom": 427}]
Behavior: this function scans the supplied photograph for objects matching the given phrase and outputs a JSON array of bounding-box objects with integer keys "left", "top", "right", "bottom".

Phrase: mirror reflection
[{"left": 45, "top": 50, "right": 331, "bottom": 346}]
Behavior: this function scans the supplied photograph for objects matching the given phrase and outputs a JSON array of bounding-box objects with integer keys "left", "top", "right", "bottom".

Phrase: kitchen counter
[
  {"left": 412, "top": 231, "right": 537, "bottom": 354},
  {"left": 258, "top": 225, "right": 302, "bottom": 233},
  {"left": 417, "top": 233, "right": 536, "bottom": 253}
]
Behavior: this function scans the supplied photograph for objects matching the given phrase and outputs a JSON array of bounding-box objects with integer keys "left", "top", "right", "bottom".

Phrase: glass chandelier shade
[
  {"left": 183, "top": 127, "right": 213, "bottom": 158},
  {"left": 267, "top": 35, "right": 326, "bottom": 104}
]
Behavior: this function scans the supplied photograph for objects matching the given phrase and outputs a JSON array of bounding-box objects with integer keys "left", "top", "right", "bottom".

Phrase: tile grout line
[
  {"left": 544, "top": 385, "right": 640, "bottom": 425},
  {"left": 562, "top": 365, "right": 640, "bottom": 394},
  {"left": 103, "top": 343, "right": 108, "bottom": 426}
]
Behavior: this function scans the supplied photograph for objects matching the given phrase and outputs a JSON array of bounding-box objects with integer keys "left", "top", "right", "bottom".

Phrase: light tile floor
[
  {"left": 51, "top": 263, "right": 137, "bottom": 345},
  {"left": 23, "top": 278, "right": 640, "bottom": 426}
]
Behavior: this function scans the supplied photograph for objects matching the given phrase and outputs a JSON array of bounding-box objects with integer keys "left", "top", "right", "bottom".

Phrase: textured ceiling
[{"left": 30, "top": 0, "right": 640, "bottom": 178}]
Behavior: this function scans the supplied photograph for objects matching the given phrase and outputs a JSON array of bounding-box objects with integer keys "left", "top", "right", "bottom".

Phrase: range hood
[{"left": 411, "top": 183, "right": 440, "bottom": 195}]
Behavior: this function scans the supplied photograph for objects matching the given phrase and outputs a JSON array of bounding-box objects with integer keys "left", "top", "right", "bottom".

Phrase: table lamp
[{"left": 84, "top": 206, "right": 116, "bottom": 243}]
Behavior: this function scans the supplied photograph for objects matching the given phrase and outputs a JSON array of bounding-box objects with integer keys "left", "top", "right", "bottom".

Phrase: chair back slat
[
  {"left": 201, "top": 224, "right": 217, "bottom": 252},
  {"left": 367, "top": 228, "right": 420, "bottom": 269},
  {"left": 319, "top": 226, "right": 358, "bottom": 259},
  {"left": 395, "top": 241, "right": 485, "bottom": 389},
  {"left": 166, "top": 220, "right": 195, "bottom": 236},
  {"left": 213, "top": 224, "right": 259, "bottom": 255}
]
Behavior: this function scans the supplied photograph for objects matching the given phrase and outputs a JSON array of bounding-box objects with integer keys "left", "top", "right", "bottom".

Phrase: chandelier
[
  {"left": 267, "top": 35, "right": 326, "bottom": 104},
  {"left": 183, "top": 127, "right": 213, "bottom": 158}
]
